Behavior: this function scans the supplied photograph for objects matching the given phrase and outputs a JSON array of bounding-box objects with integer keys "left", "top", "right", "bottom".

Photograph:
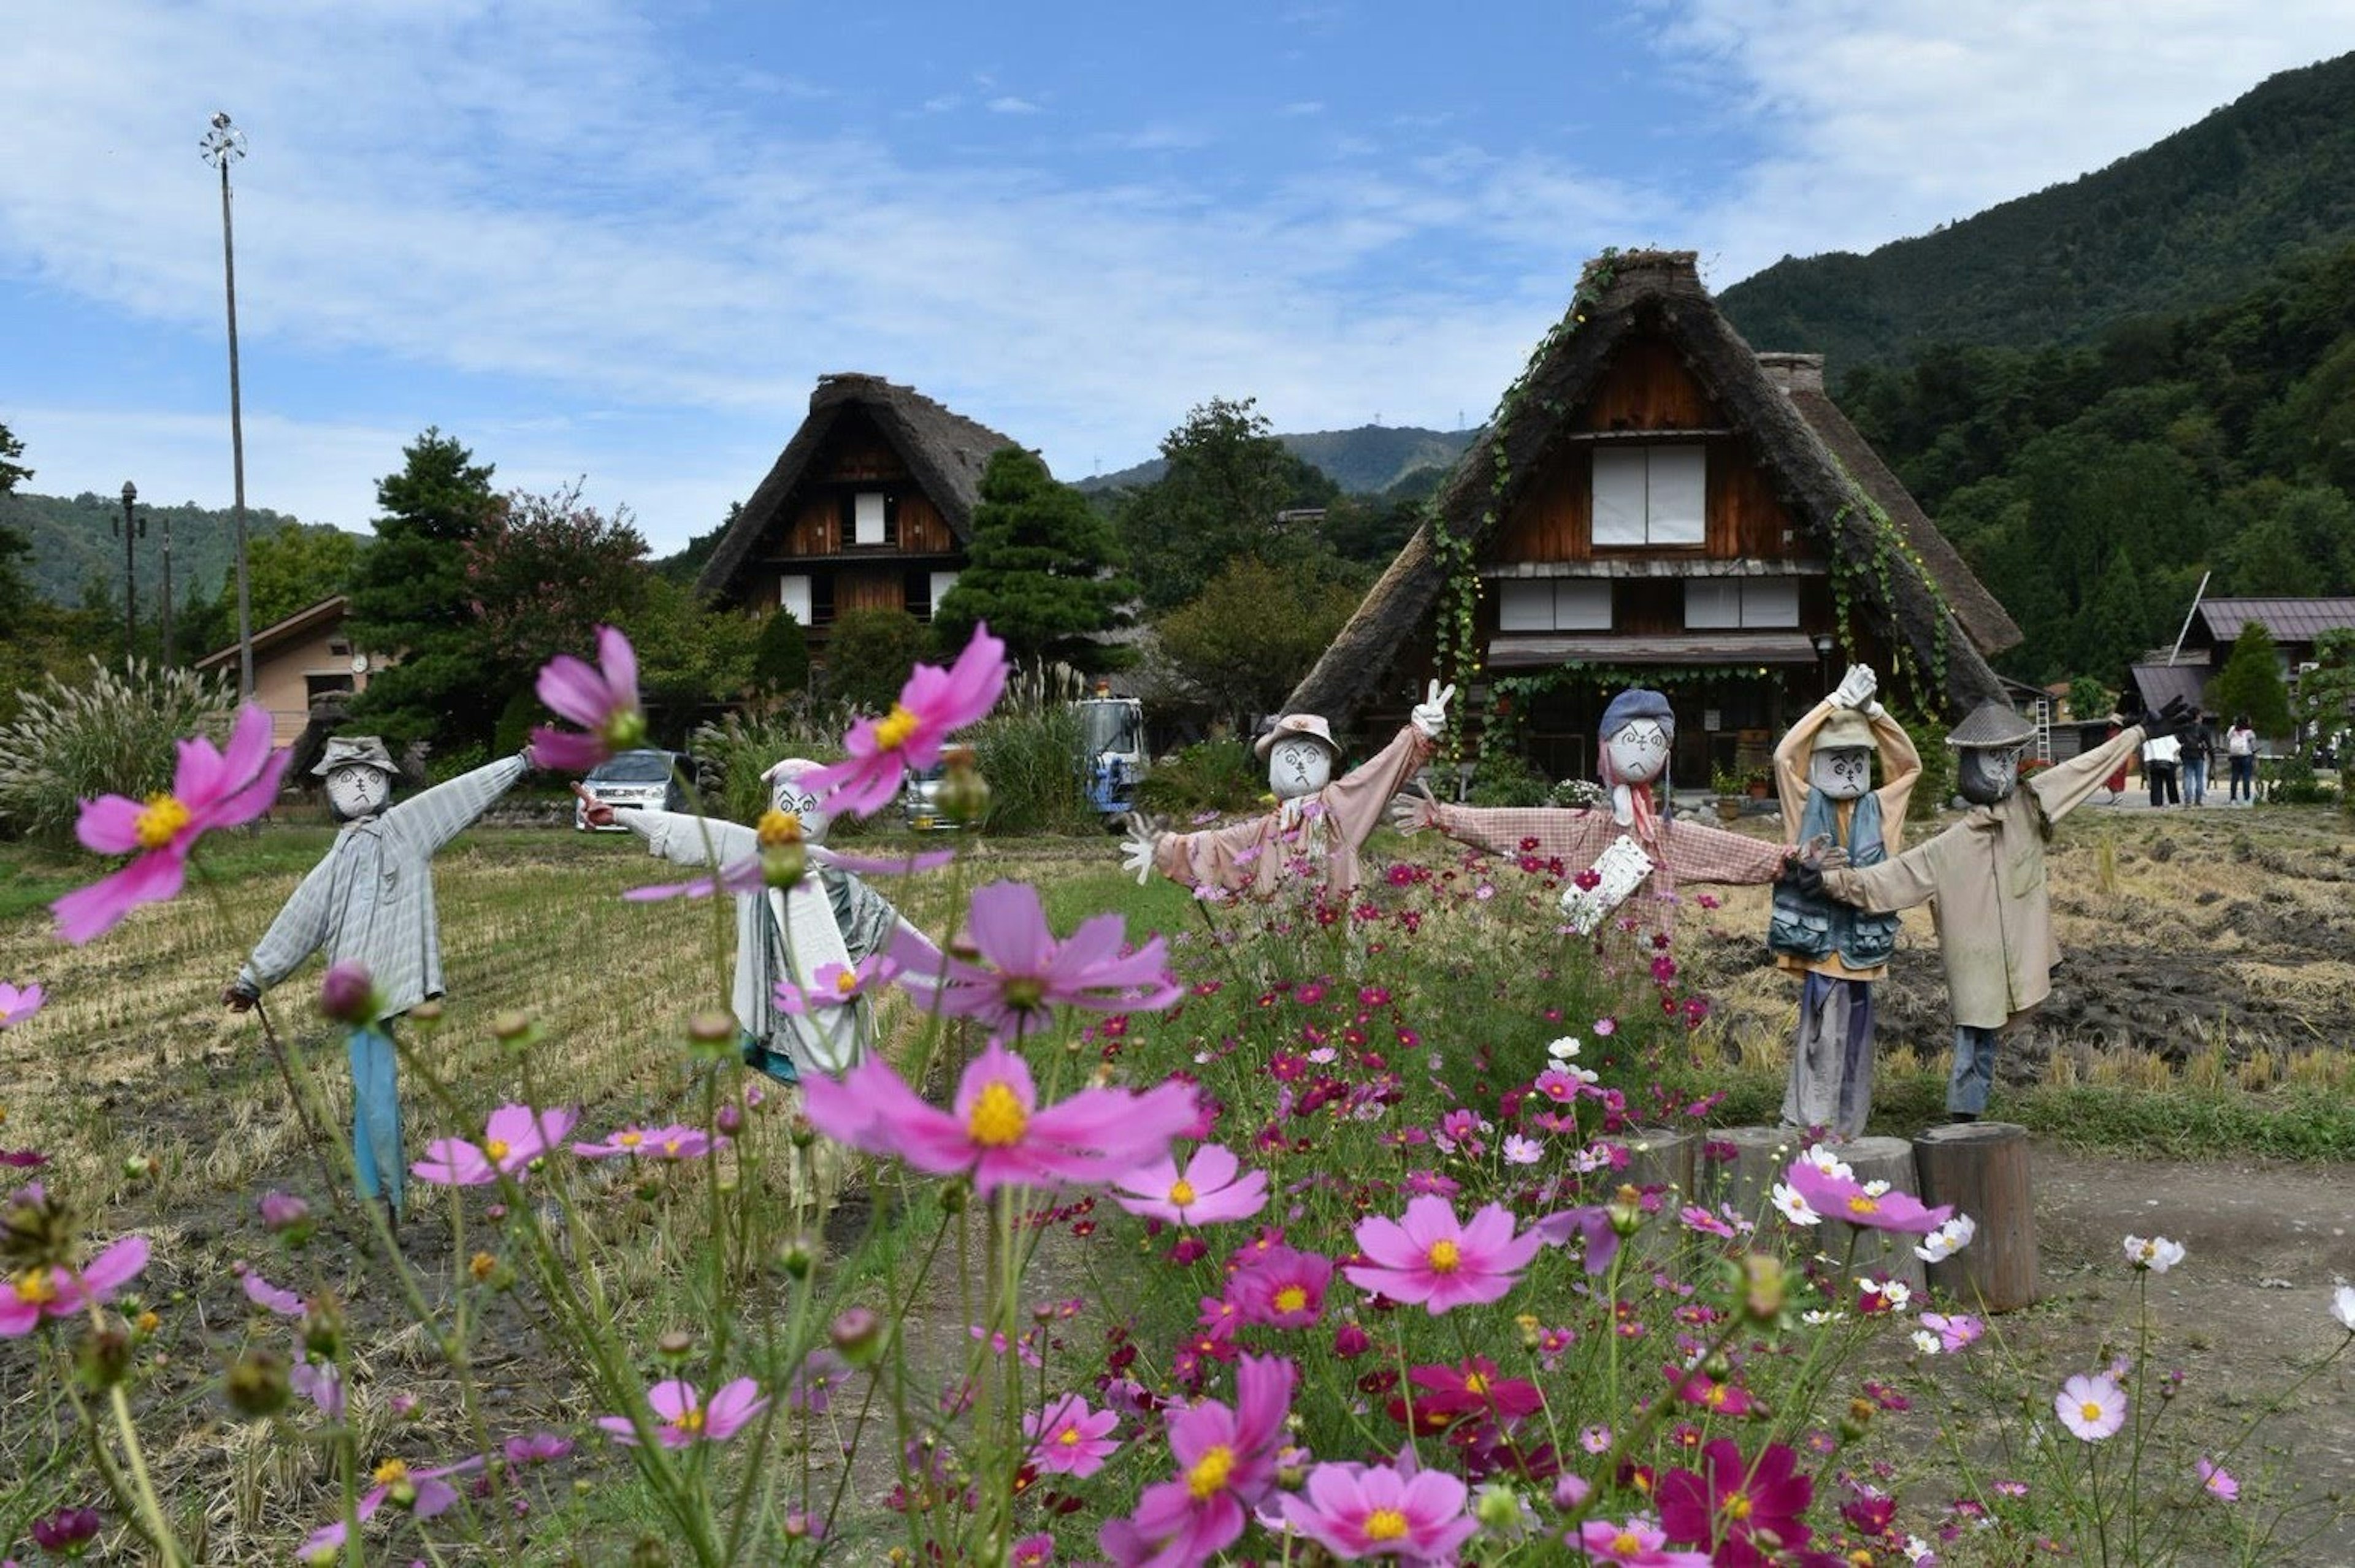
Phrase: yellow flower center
[
  {"left": 1168, "top": 1179, "right": 1197, "bottom": 1207},
  {"left": 967, "top": 1081, "right": 1028, "bottom": 1147},
  {"left": 1722, "top": 1490, "right": 1753, "bottom": 1523},
  {"left": 1846, "top": 1195, "right": 1880, "bottom": 1217},
  {"left": 1707, "top": 1383, "right": 1729, "bottom": 1407},
  {"left": 1274, "top": 1286, "right": 1308, "bottom": 1313},
  {"left": 12, "top": 1268, "right": 57, "bottom": 1306},
  {"left": 1613, "top": 1532, "right": 1643, "bottom": 1555},
  {"left": 1364, "top": 1509, "right": 1409, "bottom": 1542},
  {"left": 662, "top": 1139, "right": 683, "bottom": 1157},
  {"left": 484, "top": 1139, "right": 511, "bottom": 1162},
  {"left": 757, "top": 809, "right": 803, "bottom": 847},
  {"left": 134, "top": 792, "right": 192, "bottom": 851},
  {"left": 675, "top": 1404, "right": 706, "bottom": 1435},
  {"left": 1426, "top": 1239, "right": 1462, "bottom": 1274},
  {"left": 873, "top": 703, "right": 921, "bottom": 752},
  {"left": 469, "top": 1251, "right": 496, "bottom": 1282},
  {"left": 1463, "top": 1372, "right": 1489, "bottom": 1394},
  {"left": 1058, "top": 1426, "right": 1082, "bottom": 1447},
  {"left": 1001, "top": 976, "right": 1047, "bottom": 1012},
  {"left": 618, "top": 1130, "right": 643, "bottom": 1148},
  {"left": 371, "top": 1458, "right": 410, "bottom": 1487},
  {"left": 2080, "top": 1400, "right": 2105, "bottom": 1423},
  {"left": 833, "top": 969, "right": 860, "bottom": 994},
  {"left": 1185, "top": 1444, "right": 1235, "bottom": 1501}
]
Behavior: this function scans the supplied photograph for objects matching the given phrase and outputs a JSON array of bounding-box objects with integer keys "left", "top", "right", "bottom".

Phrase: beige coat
[
  {"left": 1821, "top": 726, "right": 2144, "bottom": 1029},
  {"left": 1772, "top": 700, "right": 1923, "bottom": 982}
]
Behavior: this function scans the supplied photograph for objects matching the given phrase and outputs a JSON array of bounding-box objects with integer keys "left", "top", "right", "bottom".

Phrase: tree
[
  {"left": 624, "top": 575, "right": 757, "bottom": 735},
  {"left": 347, "top": 429, "right": 504, "bottom": 746},
  {"left": 462, "top": 480, "right": 650, "bottom": 669},
  {"left": 221, "top": 524, "right": 364, "bottom": 630},
  {"left": 1154, "top": 556, "right": 1363, "bottom": 734},
  {"left": 0, "top": 421, "right": 35, "bottom": 632},
  {"left": 2207, "top": 621, "right": 2293, "bottom": 736},
  {"left": 2293, "top": 627, "right": 2355, "bottom": 767},
  {"left": 1116, "top": 397, "right": 1344, "bottom": 612},
  {"left": 750, "top": 608, "right": 811, "bottom": 699},
  {"left": 822, "top": 608, "right": 932, "bottom": 714},
  {"left": 933, "top": 448, "right": 1129, "bottom": 668}
]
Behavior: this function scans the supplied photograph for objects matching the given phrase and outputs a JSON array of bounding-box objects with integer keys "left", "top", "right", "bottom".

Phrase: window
[
  {"left": 1592, "top": 446, "right": 1705, "bottom": 548},
  {"left": 929, "top": 570, "right": 960, "bottom": 613},
  {"left": 780, "top": 574, "right": 813, "bottom": 625},
  {"left": 1496, "top": 578, "right": 1612, "bottom": 632},
  {"left": 1684, "top": 578, "right": 1801, "bottom": 629},
  {"left": 304, "top": 673, "right": 354, "bottom": 705},
  {"left": 851, "top": 492, "right": 890, "bottom": 546}
]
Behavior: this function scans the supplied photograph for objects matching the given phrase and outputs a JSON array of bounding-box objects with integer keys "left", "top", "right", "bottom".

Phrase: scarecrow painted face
[
  {"left": 1809, "top": 747, "right": 1874, "bottom": 801},
  {"left": 1267, "top": 736, "right": 1334, "bottom": 800},
  {"left": 1956, "top": 745, "right": 2022, "bottom": 806},
  {"left": 324, "top": 765, "right": 392, "bottom": 821},
  {"left": 769, "top": 774, "right": 831, "bottom": 844},
  {"left": 1603, "top": 719, "right": 1671, "bottom": 784}
]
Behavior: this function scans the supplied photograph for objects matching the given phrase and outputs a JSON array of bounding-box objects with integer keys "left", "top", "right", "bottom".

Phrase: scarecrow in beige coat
[{"left": 1796, "top": 696, "right": 2191, "bottom": 1120}]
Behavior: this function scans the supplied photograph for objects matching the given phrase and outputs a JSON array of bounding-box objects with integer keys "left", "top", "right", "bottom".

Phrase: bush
[
  {"left": 0, "top": 657, "right": 237, "bottom": 844},
  {"left": 751, "top": 608, "right": 811, "bottom": 698},
  {"left": 1466, "top": 746, "right": 1551, "bottom": 807},
  {"left": 965, "top": 704, "right": 1095, "bottom": 835},
  {"left": 1132, "top": 740, "right": 1263, "bottom": 818},
  {"left": 822, "top": 608, "right": 933, "bottom": 714},
  {"left": 690, "top": 702, "right": 853, "bottom": 825}
]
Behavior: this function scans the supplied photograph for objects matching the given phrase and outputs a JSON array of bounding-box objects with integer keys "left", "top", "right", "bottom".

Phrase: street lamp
[
  {"left": 201, "top": 111, "right": 253, "bottom": 698},
  {"left": 113, "top": 480, "right": 145, "bottom": 654}
]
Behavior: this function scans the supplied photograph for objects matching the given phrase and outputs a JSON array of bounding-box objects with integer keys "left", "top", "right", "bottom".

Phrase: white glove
[
  {"left": 1409, "top": 679, "right": 1456, "bottom": 740},
  {"left": 1388, "top": 784, "right": 1442, "bottom": 835},
  {"left": 1830, "top": 664, "right": 1877, "bottom": 711},
  {"left": 1119, "top": 813, "right": 1160, "bottom": 886}
]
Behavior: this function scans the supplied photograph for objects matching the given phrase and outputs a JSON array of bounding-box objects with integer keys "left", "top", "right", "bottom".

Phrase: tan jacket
[
  {"left": 1821, "top": 727, "right": 2143, "bottom": 1029},
  {"left": 1771, "top": 700, "right": 1923, "bottom": 981}
]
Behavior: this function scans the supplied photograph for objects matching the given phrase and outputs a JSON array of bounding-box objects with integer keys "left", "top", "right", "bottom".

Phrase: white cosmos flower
[
  {"left": 1772, "top": 1182, "right": 1820, "bottom": 1226},
  {"left": 2331, "top": 1285, "right": 2355, "bottom": 1333},
  {"left": 1798, "top": 1145, "right": 1854, "bottom": 1182},
  {"left": 1863, "top": 1179, "right": 1892, "bottom": 1198},
  {"left": 1915, "top": 1215, "right": 1977, "bottom": 1263},
  {"left": 1546, "top": 1035, "right": 1582, "bottom": 1060},
  {"left": 1501, "top": 1134, "right": 1544, "bottom": 1166},
  {"left": 2123, "top": 1234, "right": 2186, "bottom": 1273},
  {"left": 1912, "top": 1329, "right": 1942, "bottom": 1356}
]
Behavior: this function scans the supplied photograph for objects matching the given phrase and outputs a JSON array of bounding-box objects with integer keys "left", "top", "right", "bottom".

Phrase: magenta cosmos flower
[
  {"left": 529, "top": 624, "right": 646, "bottom": 771},
  {"left": 1, "top": 1234, "right": 150, "bottom": 1336},
  {"left": 53, "top": 703, "right": 291, "bottom": 943},
  {"left": 893, "top": 881, "right": 1183, "bottom": 1037},
  {"left": 774, "top": 954, "right": 901, "bottom": 1015},
  {"left": 1279, "top": 1461, "right": 1478, "bottom": 1562},
  {"left": 296, "top": 1455, "right": 484, "bottom": 1562},
  {"left": 411, "top": 1103, "right": 580, "bottom": 1187},
  {"left": 803, "top": 621, "right": 1010, "bottom": 816},
  {"left": 2196, "top": 1458, "right": 2238, "bottom": 1501},
  {"left": 571, "top": 1123, "right": 716, "bottom": 1161},
  {"left": 1656, "top": 1438, "right": 1814, "bottom": 1567},
  {"left": 1025, "top": 1393, "right": 1121, "bottom": 1478},
  {"left": 0, "top": 981, "right": 44, "bottom": 1027},
  {"left": 1111, "top": 1143, "right": 1268, "bottom": 1226},
  {"left": 1344, "top": 1194, "right": 1542, "bottom": 1314},
  {"left": 2055, "top": 1372, "right": 2127, "bottom": 1441},
  {"left": 1232, "top": 1245, "right": 1334, "bottom": 1329},
  {"left": 802, "top": 1038, "right": 1196, "bottom": 1197},
  {"left": 1782, "top": 1158, "right": 1954, "bottom": 1236},
  {"left": 599, "top": 1376, "right": 768, "bottom": 1448},
  {"left": 1099, "top": 1353, "right": 1293, "bottom": 1567},
  {"left": 1573, "top": 1518, "right": 1710, "bottom": 1566}
]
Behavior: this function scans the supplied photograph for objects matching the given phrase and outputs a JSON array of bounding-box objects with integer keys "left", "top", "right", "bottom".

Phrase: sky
[{"left": 4, "top": 2, "right": 2352, "bottom": 557}]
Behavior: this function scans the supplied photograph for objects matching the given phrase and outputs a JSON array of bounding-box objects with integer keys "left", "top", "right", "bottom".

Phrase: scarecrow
[
  {"left": 581, "top": 758, "right": 943, "bottom": 1084},
  {"left": 223, "top": 737, "right": 532, "bottom": 1220},
  {"left": 1794, "top": 697, "right": 2191, "bottom": 1120},
  {"left": 1766, "top": 664, "right": 1922, "bottom": 1137},
  {"left": 1393, "top": 687, "right": 1794, "bottom": 933},
  {"left": 1120, "top": 682, "right": 1453, "bottom": 901}
]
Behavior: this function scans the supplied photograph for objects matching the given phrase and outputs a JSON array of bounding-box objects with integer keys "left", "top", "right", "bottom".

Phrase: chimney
[{"left": 1756, "top": 353, "right": 1825, "bottom": 394}]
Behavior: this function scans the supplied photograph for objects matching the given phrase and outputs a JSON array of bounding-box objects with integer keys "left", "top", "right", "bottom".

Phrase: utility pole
[
  {"left": 202, "top": 112, "right": 254, "bottom": 698},
  {"left": 115, "top": 481, "right": 144, "bottom": 655},
  {"left": 159, "top": 503, "right": 174, "bottom": 664}
]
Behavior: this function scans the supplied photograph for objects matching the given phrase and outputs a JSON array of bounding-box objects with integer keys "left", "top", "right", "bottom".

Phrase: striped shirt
[{"left": 236, "top": 755, "right": 528, "bottom": 1018}]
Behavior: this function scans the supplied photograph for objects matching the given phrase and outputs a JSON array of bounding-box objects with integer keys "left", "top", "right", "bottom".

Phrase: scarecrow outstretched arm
[
  {"left": 2031, "top": 725, "right": 2145, "bottom": 825},
  {"left": 1427, "top": 803, "right": 1606, "bottom": 862},
  {"left": 617, "top": 808, "right": 760, "bottom": 867},
  {"left": 387, "top": 754, "right": 530, "bottom": 856},
  {"left": 236, "top": 856, "right": 339, "bottom": 994},
  {"left": 1322, "top": 725, "right": 1436, "bottom": 849},
  {"left": 1821, "top": 835, "right": 1943, "bottom": 915}
]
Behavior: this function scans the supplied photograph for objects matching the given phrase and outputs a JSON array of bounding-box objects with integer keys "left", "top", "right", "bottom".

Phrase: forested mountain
[
  {"left": 1719, "top": 52, "right": 2355, "bottom": 373},
  {"left": 1081, "top": 423, "right": 1472, "bottom": 496},
  {"left": 0, "top": 489, "right": 327, "bottom": 613}
]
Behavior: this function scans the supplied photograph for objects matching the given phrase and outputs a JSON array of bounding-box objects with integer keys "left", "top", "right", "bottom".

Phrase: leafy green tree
[
  {"left": 462, "top": 480, "right": 650, "bottom": 670},
  {"left": 2293, "top": 627, "right": 2355, "bottom": 768},
  {"left": 625, "top": 575, "right": 757, "bottom": 735},
  {"left": 750, "top": 608, "right": 811, "bottom": 699},
  {"left": 822, "top": 607, "right": 933, "bottom": 714},
  {"left": 2207, "top": 621, "right": 2293, "bottom": 736},
  {"left": 934, "top": 448, "right": 1130, "bottom": 668},
  {"left": 1116, "top": 397, "right": 1345, "bottom": 612},
  {"left": 218, "top": 524, "right": 364, "bottom": 629},
  {"left": 347, "top": 429, "right": 504, "bottom": 747},
  {"left": 1154, "top": 555, "right": 1363, "bottom": 734},
  {"left": 0, "top": 421, "right": 34, "bottom": 632}
]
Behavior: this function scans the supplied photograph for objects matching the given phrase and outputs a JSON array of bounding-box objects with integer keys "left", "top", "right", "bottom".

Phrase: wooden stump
[
  {"left": 1705, "top": 1125, "right": 1807, "bottom": 1225},
  {"left": 1619, "top": 1128, "right": 1695, "bottom": 1257},
  {"left": 1912, "top": 1122, "right": 2037, "bottom": 1312},
  {"left": 1818, "top": 1136, "right": 1928, "bottom": 1294}
]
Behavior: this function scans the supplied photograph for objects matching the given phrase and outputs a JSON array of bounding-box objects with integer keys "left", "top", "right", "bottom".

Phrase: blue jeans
[
  {"left": 1949, "top": 1024, "right": 2001, "bottom": 1115},
  {"left": 2229, "top": 754, "right": 2256, "bottom": 800},
  {"left": 347, "top": 1023, "right": 405, "bottom": 1214},
  {"left": 2183, "top": 755, "right": 2207, "bottom": 804}
]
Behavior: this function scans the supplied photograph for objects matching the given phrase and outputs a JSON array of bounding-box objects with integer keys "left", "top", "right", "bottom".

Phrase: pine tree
[
  {"left": 2207, "top": 622, "right": 2293, "bottom": 736},
  {"left": 933, "top": 448, "right": 1130, "bottom": 668},
  {"left": 347, "top": 429, "right": 505, "bottom": 746}
]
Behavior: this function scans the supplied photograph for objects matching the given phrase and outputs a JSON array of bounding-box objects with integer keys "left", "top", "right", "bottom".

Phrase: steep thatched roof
[
  {"left": 1285, "top": 251, "right": 2012, "bottom": 724},
  {"left": 695, "top": 373, "right": 1019, "bottom": 602}
]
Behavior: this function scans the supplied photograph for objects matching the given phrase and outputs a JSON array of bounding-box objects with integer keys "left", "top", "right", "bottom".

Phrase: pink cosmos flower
[
  {"left": 504, "top": 1432, "right": 574, "bottom": 1465},
  {"left": 1656, "top": 1439, "right": 1813, "bottom": 1566},
  {"left": 1232, "top": 1246, "right": 1333, "bottom": 1329},
  {"left": 53, "top": 703, "right": 291, "bottom": 943},
  {"left": 1098, "top": 1353, "right": 1293, "bottom": 1567},
  {"left": 0, "top": 1234, "right": 150, "bottom": 1336},
  {"left": 1783, "top": 1158, "right": 1954, "bottom": 1236},
  {"left": 1111, "top": 1143, "right": 1268, "bottom": 1226},
  {"left": 572, "top": 1122, "right": 716, "bottom": 1161},
  {"left": 775, "top": 954, "right": 901, "bottom": 1015},
  {"left": 0, "top": 981, "right": 45, "bottom": 1027},
  {"left": 2056, "top": 1373, "right": 2126, "bottom": 1441},
  {"left": 599, "top": 1376, "right": 768, "bottom": 1447},
  {"left": 242, "top": 1271, "right": 305, "bottom": 1317},
  {"left": 1919, "top": 1312, "right": 1983, "bottom": 1353},
  {"left": 891, "top": 881, "right": 1182, "bottom": 1036},
  {"left": 800, "top": 1038, "right": 1197, "bottom": 1196},
  {"left": 296, "top": 1455, "right": 484, "bottom": 1562},
  {"left": 1025, "top": 1393, "right": 1120, "bottom": 1477},
  {"left": 1411, "top": 1356, "right": 1545, "bottom": 1421},
  {"left": 1278, "top": 1461, "right": 1478, "bottom": 1562},
  {"left": 528, "top": 625, "right": 645, "bottom": 771},
  {"left": 803, "top": 622, "right": 1009, "bottom": 816},
  {"left": 2196, "top": 1458, "right": 2238, "bottom": 1501},
  {"left": 411, "top": 1103, "right": 580, "bottom": 1187},
  {"left": 1012, "top": 1534, "right": 1056, "bottom": 1567},
  {"left": 1344, "top": 1194, "right": 1543, "bottom": 1313},
  {"left": 1574, "top": 1518, "right": 1712, "bottom": 1566}
]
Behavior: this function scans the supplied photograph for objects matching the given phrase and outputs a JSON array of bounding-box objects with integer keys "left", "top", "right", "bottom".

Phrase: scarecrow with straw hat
[
  {"left": 1766, "top": 664, "right": 1923, "bottom": 1137},
  {"left": 1793, "top": 694, "right": 2191, "bottom": 1120},
  {"left": 223, "top": 736, "right": 534, "bottom": 1221}
]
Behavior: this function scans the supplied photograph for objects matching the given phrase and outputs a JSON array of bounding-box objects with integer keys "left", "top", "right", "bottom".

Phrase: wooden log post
[
  {"left": 1619, "top": 1128, "right": 1695, "bottom": 1256},
  {"left": 1705, "top": 1125, "right": 1807, "bottom": 1226},
  {"left": 1817, "top": 1136, "right": 1928, "bottom": 1295},
  {"left": 1912, "top": 1122, "right": 2037, "bottom": 1312}
]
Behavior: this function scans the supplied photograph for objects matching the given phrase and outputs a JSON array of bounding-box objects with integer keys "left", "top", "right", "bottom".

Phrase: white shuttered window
[
  {"left": 1591, "top": 445, "right": 1706, "bottom": 548},
  {"left": 853, "top": 492, "right": 887, "bottom": 546},
  {"left": 1497, "top": 578, "right": 1612, "bottom": 631},
  {"left": 779, "top": 575, "right": 813, "bottom": 625}
]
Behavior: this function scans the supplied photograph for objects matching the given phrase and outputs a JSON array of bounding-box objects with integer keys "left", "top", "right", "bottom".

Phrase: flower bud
[
  {"left": 763, "top": 841, "right": 808, "bottom": 889},
  {"left": 224, "top": 1346, "right": 292, "bottom": 1417},
  {"left": 656, "top": 1329, "right": 695, "bottom": 1364},
  {"left": 122, "top": 1152, "right": 155, "bottom": 1182},
  {"left": 258, "top": 1190, "right": 314, "bottom": 1244},
  {"left": 714, "top": 1102, "right": 744, "bottom": 1138},
  {"left": 469, "top": 1251, "right": 514, "bottom": 1291},
  {"left": 490, "top": 1010, "right": 543, "bottom": 1049},
  {"left": 1607, "top": 1184, "right": 1645, "bottom": 1237},
  {"left": 31, "top": 1506, "right": 102, "bottom": 1556},
  {"left": 629, "top": 1534, "right": 672, "bottom": 1568},
  {"left": 1474, "top": 1482, "right": 1523, "bottom": 1530},
  {"left": 937, "top": 1176, "right": 968, "bottom": 1213},
  {"left": 1736, "top": 1253, "right": 1788, "bottom": 1325},
  {"left": 408, "top": 998, "right": 445, "bottom": 1031},
  {"left": 318, "top": 962, "right": 380, "bottom": 1027},
  {"left": 1839, "top": 1396, "right": 1874, "bottom": 1442},
  {"left": 301, "top": 1298, "right": 345, "bottom": 1361},
  {"left": 775, "top": 1238, "right": 815, "bottom": 1279},
  {"left": 77, "top": 1324, "right": 134, "bottom": 1389},
  {"left": 831, "top": 1306, "right": 884, "bottom": 1364},
  {"left": 938, "top": 748, "right": 990, "bottom": 826}
]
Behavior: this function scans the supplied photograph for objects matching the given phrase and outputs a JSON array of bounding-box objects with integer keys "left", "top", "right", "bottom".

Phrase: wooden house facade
[
  {"left": 695, "top": 373, "right": 1019, "bottom": 641},
  {"left": 1286, "top": 250, "right": 2021, "bottom": 786}
]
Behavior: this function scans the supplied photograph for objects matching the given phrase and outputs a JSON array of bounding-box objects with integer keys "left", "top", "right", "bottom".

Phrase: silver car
[{"left": 573, "top": 749, "right": 689, "bottom": 829}]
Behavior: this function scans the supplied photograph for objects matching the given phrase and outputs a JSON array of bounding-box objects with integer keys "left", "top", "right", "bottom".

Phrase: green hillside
[
  {"left": 1081, "top": 423, "right": 1473, "bottom": 496},
  {"left": 1718, "top": 52, "right": 2355, "bottom": 371},
  {"left": 0, "top": 489, "right": 329, "bottom": 614}
]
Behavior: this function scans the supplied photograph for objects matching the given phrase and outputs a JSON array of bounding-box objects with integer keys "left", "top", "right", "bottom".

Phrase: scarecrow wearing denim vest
[
  {"left": 224, "top": 736, "right": 530, "bottom": 1220},
  {"left": 1767, "top": 664, "right": 1921, "bottom": 1138}
]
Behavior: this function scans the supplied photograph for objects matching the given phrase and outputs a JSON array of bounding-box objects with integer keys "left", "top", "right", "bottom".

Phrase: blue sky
[{"left": 4, "top": 2, "right": 2351, "bottom": 556}]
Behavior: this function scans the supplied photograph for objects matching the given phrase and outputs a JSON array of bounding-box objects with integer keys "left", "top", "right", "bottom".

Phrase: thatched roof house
[
  {"left": 696, "top": 373, "right": 1020, "bottom": 635},
  {"left": 1285, "top": 250, "right": 2020, "bottom": 784}
]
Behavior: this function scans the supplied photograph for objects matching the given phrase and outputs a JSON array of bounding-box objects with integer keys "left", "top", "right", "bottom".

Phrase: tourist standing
[
  {"left": 2181, "top": 713, "right": 2214, "bottom": 806},
  {"left": 2142, "top": 729, "right": 2181, "bottom": 808},
  {"left": 2226, "top": 714, "right": 2258, "bottom": 802}
]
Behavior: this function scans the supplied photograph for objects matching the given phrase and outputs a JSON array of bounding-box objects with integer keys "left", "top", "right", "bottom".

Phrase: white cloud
[{"left": 985, "top": 96, "right": 1041, "bottom": 115}]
